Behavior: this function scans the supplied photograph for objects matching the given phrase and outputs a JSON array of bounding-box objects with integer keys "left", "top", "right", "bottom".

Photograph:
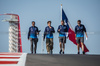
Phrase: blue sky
[{"left": 0, "top": 0, "right": 100, "bottom": 54}]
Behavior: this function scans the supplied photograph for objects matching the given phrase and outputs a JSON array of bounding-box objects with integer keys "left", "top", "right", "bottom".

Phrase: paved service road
[{"left": 25, "top": 54, "right": 100, "bottom": 66}]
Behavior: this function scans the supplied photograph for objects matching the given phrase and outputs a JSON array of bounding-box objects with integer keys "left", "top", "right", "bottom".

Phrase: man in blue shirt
[
  {"left": 57, "top": 20, "right": 68, "bottom": 54},
  {"left": 75, "top": 20, "right": 88, "bottom": 54},
  {"left": 28, "top": 21, "right": 40, "bottom": 54},
  {"left": 43, "top": 21, "right": 55, "bottom": 54}
]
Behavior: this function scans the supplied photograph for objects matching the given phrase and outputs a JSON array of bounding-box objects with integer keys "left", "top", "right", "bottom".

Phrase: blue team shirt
[
  {"left": 44, "top": 26, "right": 55, "bottom": 38},
  {"left": 75, "top": 24, "right": 86, "bottom": 37},
  {"left": 57, "top": 25, "right": 67, "bottom": 37},
  {"left": 28, "top": 26, "right": 39, "bottom": 39}
]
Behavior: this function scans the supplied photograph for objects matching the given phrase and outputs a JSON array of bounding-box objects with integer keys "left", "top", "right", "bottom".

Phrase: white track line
[
  {"left": 0, "top": 59, "right": 20, "bottom": 61},
  {"left": 0, "top": 56, "right": 21, "bottom": 57}
]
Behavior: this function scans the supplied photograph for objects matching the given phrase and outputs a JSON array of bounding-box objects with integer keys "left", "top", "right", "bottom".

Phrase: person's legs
[
  {"left": 59, "top": 37, "right": 63, "bottom": 54},
  {"left": 62, "top": 37, "right": 66, "bottom": 54},
  {"left": 60, "top": 42, "right": 62, "bottom": 50},
  {"left": 33, "top": 38, "right": 38, "bottom": 54},
  {"left": 81, "top": 42, "right": 84, "bottom": 52},
  {"left": 80, "top": 37, "right": 85, "bottom": 54},
  {"left": 76, "top": 37, "right": 80, "bottom": 54},
  {"left": 46, "top": 38, "right": 50, "bottom": 54},
  {"left": 30, "top": 38, "right": 33, "bottom": 54},
  {"left": 62, "top": 43, "right": 65, "bottom": 54},
  {"left": 34, "top": 43, "right": 37, "bottom": 54},
  {"left": 50, "top": 38, "right": 53, "bottom": 54},
  {"left": 77, "top": 44, "right": 80, "bottom": 54},
  {"left": 59, "top": 42, "right": 62, "bottom": 54}
]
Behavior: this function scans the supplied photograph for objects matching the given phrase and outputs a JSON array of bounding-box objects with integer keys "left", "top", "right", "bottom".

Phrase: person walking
[
  {"left": 28, "top": 21, "right": 40, "bottom": 54},
  {"left": 57, "top": 20, "right": 68, "bottom": 54},
  {"left": 43, "top": 21, "right": 55, "bottom": 54},
  {"left": 75, "top": 20, "right": 88, "bottom": 54}
]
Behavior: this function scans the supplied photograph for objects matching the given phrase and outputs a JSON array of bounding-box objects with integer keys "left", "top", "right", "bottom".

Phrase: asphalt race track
[{"left": 25, "top": 54, "right": 100, "bottom": 66}]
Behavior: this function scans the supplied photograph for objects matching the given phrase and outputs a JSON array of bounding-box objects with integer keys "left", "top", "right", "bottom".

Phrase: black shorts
[
  {"left": 59, "top": 37, "right": 66, "bottom": 43},
  {"left": 76, "top": 37, "right": 84, "bottom": 44}
]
